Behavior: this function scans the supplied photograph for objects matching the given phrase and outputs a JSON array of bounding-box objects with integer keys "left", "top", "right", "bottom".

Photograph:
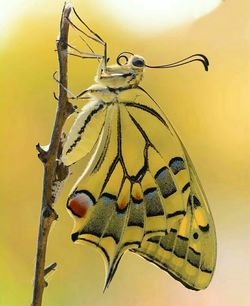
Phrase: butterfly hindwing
[
  {"left": 63, "top": 96, "right": 216, "bottom": 290},
  {"left": 133, "top": 188, "right": 216, "bottom": 290}
]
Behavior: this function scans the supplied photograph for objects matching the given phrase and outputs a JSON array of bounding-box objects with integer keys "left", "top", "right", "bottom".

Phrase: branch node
[
  {"left": 42, "top": 206, "right": 58, "bottom": 220},
  {"left": 65, "top": 101, "right": 75, "bottom": 115},
  {"left": 55, "top": 160, "right": 69, "bottom": 182},
  {"left": 57, "top": 39, "right": 68, "bottom": 51}
]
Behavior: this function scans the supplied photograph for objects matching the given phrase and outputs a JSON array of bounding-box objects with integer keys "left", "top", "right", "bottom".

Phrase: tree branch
[{"left": 31, "top": 3, "right": 74, "bottom": 306}]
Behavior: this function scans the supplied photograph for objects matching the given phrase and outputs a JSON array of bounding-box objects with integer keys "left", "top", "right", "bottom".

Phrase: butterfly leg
[
  {"left": 63, "top": 41, "right": 103, "bottom": 60},
  {"left": 53, "top": 71, "right": 91, "bottom": 103},
  {"left": 53, "top": 71, "right": 78, "bottom": 99},
  {"left": 68, "top": 8, "right": 108, "bottom": 73}
]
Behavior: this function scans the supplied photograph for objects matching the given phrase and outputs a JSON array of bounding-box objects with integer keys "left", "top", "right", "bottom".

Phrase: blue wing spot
[
  {"left": 155, "top": 167, "right": 177, "bottom": 198},
  {"left": 169, "top": 157, "right": 185, "bottom": 175},
  {"left": 101, "top": 193, "right": 117, "bottom": 205}
]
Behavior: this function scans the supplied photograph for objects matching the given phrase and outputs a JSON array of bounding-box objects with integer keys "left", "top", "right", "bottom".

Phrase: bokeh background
[{"left": 1, "top": 1, "right": 250, "bottom": 305}]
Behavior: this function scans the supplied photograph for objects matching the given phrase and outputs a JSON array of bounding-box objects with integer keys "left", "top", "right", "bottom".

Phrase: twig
[{"left": 31, "top": 3, "right": 74, "bottom": 306}]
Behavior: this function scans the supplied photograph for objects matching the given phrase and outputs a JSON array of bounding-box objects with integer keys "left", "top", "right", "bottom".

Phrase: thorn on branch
[
  {"left": 44, "top": 262, "right": 57, "bottom": 277},
  {"left": 36, "top": 143, "right": 49, "bottom": 163}
]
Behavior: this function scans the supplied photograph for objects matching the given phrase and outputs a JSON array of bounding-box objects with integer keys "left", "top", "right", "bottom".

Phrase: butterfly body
[{"left": 62, "top": 52, "right": 216, "bottom": 291}]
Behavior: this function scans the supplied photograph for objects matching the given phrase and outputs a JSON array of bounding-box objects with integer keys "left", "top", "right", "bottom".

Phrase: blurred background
[{"left": 1, "top": 1, "right": 250, "bottom": 305}]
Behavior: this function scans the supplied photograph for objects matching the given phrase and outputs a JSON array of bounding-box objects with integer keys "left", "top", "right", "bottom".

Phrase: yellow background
[{"left": 1, "top": 1, "right": 250, "bottom": 305}]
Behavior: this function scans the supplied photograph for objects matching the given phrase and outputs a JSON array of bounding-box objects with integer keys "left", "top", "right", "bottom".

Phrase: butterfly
[{"left": 61, "top": 9, "right": 216, "bottom": 291}]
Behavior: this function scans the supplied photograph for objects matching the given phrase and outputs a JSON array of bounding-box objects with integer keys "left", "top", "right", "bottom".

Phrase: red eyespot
[{"left": 67, "top": 191, "right": 95, "bottom": 218}]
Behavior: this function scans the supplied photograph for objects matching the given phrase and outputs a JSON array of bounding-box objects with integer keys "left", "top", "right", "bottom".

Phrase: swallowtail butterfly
[{"left": 61, "top": 8, "right": 216, "bottom": 291}]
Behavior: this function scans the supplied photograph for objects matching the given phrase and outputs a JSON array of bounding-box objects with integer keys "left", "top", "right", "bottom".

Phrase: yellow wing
[
  {"left": 62, "top": 95, "right": 216, "bottom": 290},
  {"left": 133, "top": 163, "right": 216, "bottom": 290}
]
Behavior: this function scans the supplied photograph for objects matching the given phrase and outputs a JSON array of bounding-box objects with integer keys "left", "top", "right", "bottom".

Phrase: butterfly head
[
  {"left": 96, "top": 52, "right": 146, "bottom": 89},
  {"left": 116, "top": 51, "right": 209, "bottom": 71},
  {"left": 117, "top": 52, "right": 146, "bottom": 70}
]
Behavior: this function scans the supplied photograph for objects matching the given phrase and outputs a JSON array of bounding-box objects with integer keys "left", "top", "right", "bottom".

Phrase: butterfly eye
[{"left": 132, "top": 57, "right": 145, "bottom": 67}]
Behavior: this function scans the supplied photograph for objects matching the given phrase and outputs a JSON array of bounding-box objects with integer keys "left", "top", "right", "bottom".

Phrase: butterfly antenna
[{"left": 146, "top": 54, "right": 209, "bottom": 71}]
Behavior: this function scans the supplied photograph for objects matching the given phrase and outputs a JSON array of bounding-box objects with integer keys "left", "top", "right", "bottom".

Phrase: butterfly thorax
[
  {"left": 84, "top": 84, "right": 117, "bottom": 103},
  {"left": 84, "top": 55, "right": 145, "bottom": 103},
  {"left": 96, "top": 64, "right": 144, "bottom": 90}
]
